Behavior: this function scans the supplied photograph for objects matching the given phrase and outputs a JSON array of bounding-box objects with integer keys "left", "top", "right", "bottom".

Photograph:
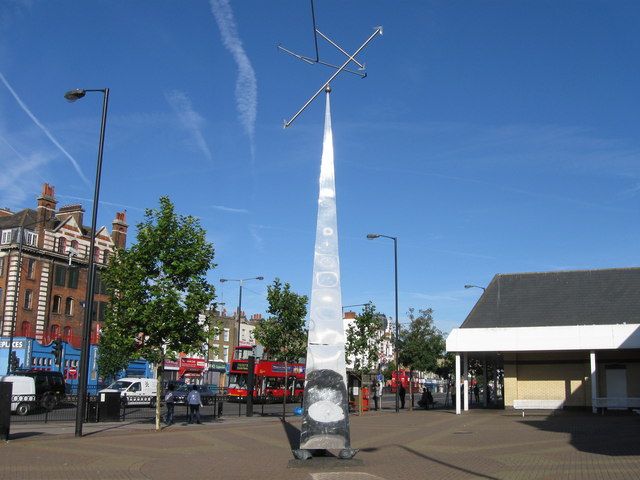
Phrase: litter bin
[
  {"left": 99, "top": 392, "right": 121, "bottom": 422},
  {"left": 86, "top": 396, "right": 99, "bottom": 422}
]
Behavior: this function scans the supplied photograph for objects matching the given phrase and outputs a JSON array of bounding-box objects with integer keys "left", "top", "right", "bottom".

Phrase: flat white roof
[{"left": 446, "top": 323, "right": 640, "bottom": 353}]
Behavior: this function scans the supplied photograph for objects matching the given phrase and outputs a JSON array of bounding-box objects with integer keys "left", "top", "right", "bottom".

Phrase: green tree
[
  {"left": 253, "top": 278, "right": 307, "bottom": 417},
  {"left": 98, "top": 196, "right": 216, "bottom": 429},
  {"left": 397, "top": 307, "right": 446, "bottom": 410},
  {"left": 345, "top": 303, "right": 384, "bottom": 414}
]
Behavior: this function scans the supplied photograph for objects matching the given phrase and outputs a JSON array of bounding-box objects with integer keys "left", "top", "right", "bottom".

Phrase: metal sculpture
[
  {"left": 279, "top": 0, "right": 382, "bottom": 128},
  {"left": 284, "top": 1, "right": 382, "bottom": 461}
]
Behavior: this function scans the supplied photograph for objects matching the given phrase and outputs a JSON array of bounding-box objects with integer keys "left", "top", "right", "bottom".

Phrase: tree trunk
[
  {"left": 155, "top": 363, "right": 162, "bottom": 431},
  {"left": 282, "top": 359, "right": 288, "bottom": 420}
]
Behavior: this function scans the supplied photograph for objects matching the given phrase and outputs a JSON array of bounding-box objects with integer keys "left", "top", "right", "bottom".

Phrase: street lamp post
[
  {"left": 367, "top": 233, "right": 399, "bottom": 413},
  {"left": 464, "top": 284, "right": 486, "bottom": 292},
  {"left": 341, "top": 303, "right": 369, "bottom": 315},
  {"left": 65, "top": 87, "right": 110, "bottom": 438},
  {"left": 219, "top": 277, "right": 264, "bottom": 347}
]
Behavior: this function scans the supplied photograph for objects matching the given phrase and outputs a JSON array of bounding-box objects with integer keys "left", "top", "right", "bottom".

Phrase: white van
[
  {"left": 99, "top": 377, "right": 157, "bottom": 406},
  {"left": 0, "top": 375, "right": 36, "bottom": 416}
]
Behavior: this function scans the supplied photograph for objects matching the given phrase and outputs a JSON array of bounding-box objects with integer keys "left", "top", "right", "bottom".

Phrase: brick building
[{"left": 0, "top": 183, "right": 127, "bottom": 348}]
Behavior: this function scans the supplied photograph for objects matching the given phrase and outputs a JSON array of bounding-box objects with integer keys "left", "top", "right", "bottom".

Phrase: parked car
[
  {"left": 172, "top": 384, "right": 218, "bottom": 405},
  {"left": 6, "top": 370, "right": 66, "bottom": 412},
  {"left": 99, "top": 377, "right": 158, "bottom": 406},
  {"left": 0, "top": 375, "right": 37, "bottom": 415}
]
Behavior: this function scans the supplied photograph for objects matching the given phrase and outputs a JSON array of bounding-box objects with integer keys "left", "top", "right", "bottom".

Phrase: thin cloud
[
  {"left": 209, "top": 0, "right": 257, "bottom": 156},
  {"left": 249, "top": 225, "right": 264, "bottom": 252},
  {"left": 210, "top": 204, "right": 249, "bottom": 214},
  {"left": 57, "top": 194, "right": 145, "bottom": 212},
  {"left": 0, "top": 72, "right": 90, "bottom": 185},
  {"left": 164, "top": 90, "right": 213, "bottom": 163}
]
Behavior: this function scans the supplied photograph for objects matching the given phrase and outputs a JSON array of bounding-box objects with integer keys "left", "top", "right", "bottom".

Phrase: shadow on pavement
[
  {"left": 398, "top": 445, "right": 500, "bottom": 480},
  {"left": 281, "top": 419, "right": 300, "bottom": 450},
  {"left": 8, "top": 432, "right": 45, "bottom": 440},
  {"left": 520, "top": 411, "right": 640, "bottom": 456}
]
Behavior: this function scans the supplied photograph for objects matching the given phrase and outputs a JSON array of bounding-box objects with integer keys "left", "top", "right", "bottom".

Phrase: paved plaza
[{"left": 1, "top": 409, "right": 639, "bottom": 479}]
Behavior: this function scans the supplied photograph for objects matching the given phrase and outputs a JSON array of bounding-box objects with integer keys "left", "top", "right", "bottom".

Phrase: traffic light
[
  {"left": 9, "top": 351, "right": 19, "bottom": 372},
  {"left": 53, "top": 339, "right": 63, "bottom": 366}
]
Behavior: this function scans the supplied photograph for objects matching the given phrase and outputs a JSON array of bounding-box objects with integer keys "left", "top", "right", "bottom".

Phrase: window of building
[
  {"left": 52, "top": 295, "right": 62, "bottom": 314},
  {"left": 24, "top": 289, "right": 33, "bottom": 309},
  {"left": 0, "top": 287, "right": 3, "bottom": 303},
  {"left": 103, "top": 250, "right": 110, "bottom": 264},
  {"left": 24, "top": 230, "right": 37, "bottom": 246},
  {"left": 21, "top": 321, "right": 31, "bottom": 337},
  {"left": 27, "top": 258, "right": 36, "bottom": 279},
  {"left": 1, "top": 229, "right": 12, "bottom": 244},
  {"left": 68, "top": 268, "right": 79, "bottom": 289},
  {"left": 223, "top": 346, "right": 229, "bottom": 362},
  {"left": 0, "top": 256, "right": 4, "bottom": 276},
  {"left": 223, "top": 328, "right": 230, "bottom": 342},
  {"left": 50, "top": 324, "right": 60, "bottom": 338},
  {"left": 58, "top": 237, "right": 67, "bottom": 254},
  {"left": 63, "top": 326, "right": 72, "bottom": 342},
  {"left": 93, "top": 247, "right": 100, "bottom": 263},
  {"left": 65, "top": 297, "right": 74, "bottom": 316},
  {"left": 214, "top": 332, "right": 220, "bottom": 341},
  {"left": 54, "top": 265, "right": 66, "bottom": 286},
  {"left": 71, "top": 240, "right": 79, "bottom": 254}
]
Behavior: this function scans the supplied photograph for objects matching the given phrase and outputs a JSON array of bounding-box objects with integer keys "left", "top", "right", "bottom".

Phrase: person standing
[
  {"left": 164, "top": 383, "right": 176, "bottom": 426},
  {"left": 187, "top": 385, "right": 202, "bottom": 424},
  {"left": 372, "top": 381, "right": 379, "bottom": 411},
  {"left": 399, "top": 383, "right": 406, "bottom": 409}
]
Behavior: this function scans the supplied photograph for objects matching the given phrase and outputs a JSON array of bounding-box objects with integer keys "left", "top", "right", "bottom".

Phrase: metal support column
[
  {"left": 455, "top": 353, "right": 461, "bottom": 415},
  {"left": 463, "top": 353, "right": 469, "bottom": 411},
  {"left": 590, "top": 351, "right": 598, "bottom": 413}
]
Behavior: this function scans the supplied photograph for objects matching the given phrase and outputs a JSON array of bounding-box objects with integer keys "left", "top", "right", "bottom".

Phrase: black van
[{"left": 14, "top": 370, "right": 66, "bottom": 409}]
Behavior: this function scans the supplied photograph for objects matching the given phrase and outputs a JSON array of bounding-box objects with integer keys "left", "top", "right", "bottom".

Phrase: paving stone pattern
[{"left": 1, "top": 409, "right": 639, "bottom": 479}]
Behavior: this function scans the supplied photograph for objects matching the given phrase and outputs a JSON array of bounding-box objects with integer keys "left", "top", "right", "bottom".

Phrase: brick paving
[{"left": 1, "top": 409, "right": 639, "bottom": 479}]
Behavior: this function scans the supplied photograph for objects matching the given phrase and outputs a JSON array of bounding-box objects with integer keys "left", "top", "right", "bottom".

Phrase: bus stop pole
[{"left": 246, "top": 356, "right": 255, "bottom": 417}]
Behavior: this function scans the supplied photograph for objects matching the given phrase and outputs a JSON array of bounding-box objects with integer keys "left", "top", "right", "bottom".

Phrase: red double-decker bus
[
  {"left": 390, "top": 370, "right": 420, "bottom": 392},
  {"left": 227, "top": 346, "right": 305, "bottom": 400}
]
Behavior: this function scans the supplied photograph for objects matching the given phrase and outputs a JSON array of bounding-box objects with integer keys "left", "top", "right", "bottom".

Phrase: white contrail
[
  {"left": 165, "top": 90, "right": 213, "bottom": 162},
  {"left": 0, "top": 72, "right": 90, "bottom": 185},
  {"left": 209, "top": 0, "right": 257, "bottom": 156}
]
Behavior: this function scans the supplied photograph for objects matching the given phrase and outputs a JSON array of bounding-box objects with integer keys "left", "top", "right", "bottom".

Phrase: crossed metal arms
[{"left": 279, "top": 1, "right": 382, "bottom": 128}]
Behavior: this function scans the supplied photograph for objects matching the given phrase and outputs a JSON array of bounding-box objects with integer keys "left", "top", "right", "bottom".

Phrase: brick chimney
[
  {"left": 56, "top": 204, "right": 84, "bottom": 229},
  {"left": 0, "top": 207, "right": 12, "bottom": 218},
  {"left": 344, "top": 311, "right": 357, "bottom": 319},
  {"left": 36, "top": 183, "right": 57, "bottom": 224},
  {"left": 111, "top": 211, "right": 128, "bottom": 249}
]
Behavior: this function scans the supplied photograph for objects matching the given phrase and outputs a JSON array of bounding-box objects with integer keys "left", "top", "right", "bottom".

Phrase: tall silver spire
[{"left": 296, "top": 88, "right": 356, "bottom": 459}]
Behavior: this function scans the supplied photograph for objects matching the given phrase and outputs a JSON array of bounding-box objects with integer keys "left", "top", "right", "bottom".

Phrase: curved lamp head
[
  {"left": 219, "top": 279, "right": 228, "bottom": 284},
  {"left": 64, "top": 89, "right": 86, "bottom": 102},
  {"left": 464, "top": 285, "right": 473, "bottom": 289},
  {"left": 367, "top": 233, "right": 381, "bottom": 239},
  {"left": 256, "top": 276, "right": 264, "bottom": 281}
]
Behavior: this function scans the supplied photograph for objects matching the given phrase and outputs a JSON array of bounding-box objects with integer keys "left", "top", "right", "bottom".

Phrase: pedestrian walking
[
  {"left": 187, "top": 385, "right": 202, "bottom": 424},
  {"left": 399, "top": 383, "right": 406, "bottom": 409},
  {"left": 164, "top": 383, "right": 175, "bottom": 425},
  {"left": 473, "top": 384, "right": 480, "bottom": 404}
]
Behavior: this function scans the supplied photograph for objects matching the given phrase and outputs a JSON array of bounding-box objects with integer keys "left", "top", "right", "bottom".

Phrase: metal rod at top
[{"left": 284, "top": 26, "right": 382, "bottom": 128}]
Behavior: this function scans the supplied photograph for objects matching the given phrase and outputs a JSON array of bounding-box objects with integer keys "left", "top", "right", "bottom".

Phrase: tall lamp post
[
  {"left": 367, "top": 233, "right": 399, "bottom": 413},
  {"left": 219, "top": 277, "right": 264, "bottom": 347},
  {"left": 65, "top": 87, "right": 109, "bottom": 438},
  {"left": 464, "top": 284, "right": 486, "bottom": 292}
]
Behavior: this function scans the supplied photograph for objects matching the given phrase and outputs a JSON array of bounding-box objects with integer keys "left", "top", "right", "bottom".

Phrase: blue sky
[{"left": 1, "top": 1, "right": 638, "bottom": 333}]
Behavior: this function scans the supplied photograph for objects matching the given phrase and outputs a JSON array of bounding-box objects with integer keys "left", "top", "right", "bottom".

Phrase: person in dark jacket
[
  {"left": 164, "top": 384, "right": 176, "bottom": 425},
  {"left": 399, "top": 383, "right": 406, "bottom": 409},
  {"left": 187, "top": 385, "right": 202, "bottom": 424}
]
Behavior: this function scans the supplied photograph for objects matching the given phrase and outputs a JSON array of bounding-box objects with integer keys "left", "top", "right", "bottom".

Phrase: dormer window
[
  {"left": 1, "top": 229, "right": 12, "bottom": 244},
  {"left": 24, "top": 230, "right": 37, "bottom": 246}
]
